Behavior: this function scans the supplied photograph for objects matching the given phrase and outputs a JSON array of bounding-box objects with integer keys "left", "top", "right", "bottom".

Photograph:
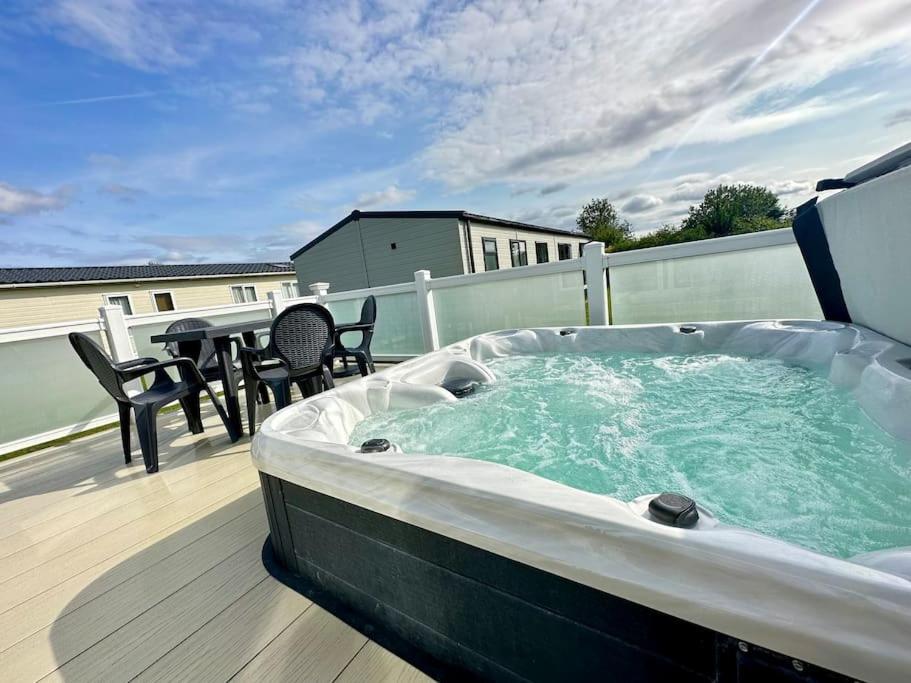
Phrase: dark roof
[
  {"left": 290, "top": 210, "right": 585, "bottom": 259},
  {"left": 0, "top": 262, "right": 294, "bottom": 286}
]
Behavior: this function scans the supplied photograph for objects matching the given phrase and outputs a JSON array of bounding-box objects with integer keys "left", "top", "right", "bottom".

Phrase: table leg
[{"left": 214, "top": 336, "right": 243, "bottom": 442}]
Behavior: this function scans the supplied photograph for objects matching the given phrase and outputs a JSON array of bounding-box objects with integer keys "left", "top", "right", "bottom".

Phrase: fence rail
[{"left": 1, "top": 228, "right": 821, "bottom": 456}]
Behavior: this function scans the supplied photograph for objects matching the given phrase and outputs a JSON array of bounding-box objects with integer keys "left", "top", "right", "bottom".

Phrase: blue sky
[{"left": 1, "top": 0, "right": 909, "bottom": 266}]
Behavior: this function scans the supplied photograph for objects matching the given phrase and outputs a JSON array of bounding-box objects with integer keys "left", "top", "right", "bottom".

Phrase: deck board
[
  {"left": 135, "top": 579, "right": 312, "bottom": 681},
  {"left": 0, "top": 378, "right": 425, "bottom": 682},
  {"left": 0, "top": 493, "right": 262, "bottom": 653},
  {"left": 232, "top": 604, "right": 368, "bottom": 682},
  {"left": 337, "top": 642, "right": 433, "bottom": 683}
]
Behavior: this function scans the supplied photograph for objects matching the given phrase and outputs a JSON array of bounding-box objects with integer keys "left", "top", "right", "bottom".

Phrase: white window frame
[
  {"left": 230, "top": 284, "right": 258, "bottom": 303},
  {"left": 280, "top": 281, "right": 300, "bottom": 299},
  {"left": 102, "top": 292, "right": 135, "bottom": 315},
  {"left": 149, "top": 289, "right": 176, "bottom": 312}
]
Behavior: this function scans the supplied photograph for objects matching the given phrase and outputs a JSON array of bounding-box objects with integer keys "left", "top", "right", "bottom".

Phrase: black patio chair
[
  {"left": 69, "top": 332, "right": 231, "bottom": 473},
  {"left": 332, "top": 295, "right": 376, "bottom": 378},
  {"left": 240, "top": 303, "right": 336, "bottom": 435},
  {"left": 162, "top": 317, "right": 240, "bottom": 383}
]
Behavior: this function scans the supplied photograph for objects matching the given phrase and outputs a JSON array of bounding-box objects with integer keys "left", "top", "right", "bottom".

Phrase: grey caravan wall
[
  {"left": 293, "top": 216, "right": 465, "bottom": 292},
  {"left": 794, "top": 161, "right": 911, "bottom": 346}
]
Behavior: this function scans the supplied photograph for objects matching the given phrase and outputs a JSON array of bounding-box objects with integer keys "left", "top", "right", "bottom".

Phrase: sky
[{"left": 0, "top": 0, "right": 910, "bottom": 267}]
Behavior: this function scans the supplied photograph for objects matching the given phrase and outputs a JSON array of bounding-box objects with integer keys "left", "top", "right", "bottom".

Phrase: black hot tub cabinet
[{"left": 259, "top": 472, "right": 857, "bottom": 683}]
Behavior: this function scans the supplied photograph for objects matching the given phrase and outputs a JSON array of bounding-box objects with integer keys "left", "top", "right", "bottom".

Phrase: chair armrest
[
  {"left": 119, "top": 357, "right": 205, "bottom": 385},
  {"left": 239, "top": 346, "right": 268, "bottom": 362},
  {"left": 114, "top": 356, "right": 160, "bottom": 370},
  {"left": 336, "top": 322, "right": 373, "bottom": 333},
  {"left": 239, "top": 346, "right": 288, "bottom": 381}
]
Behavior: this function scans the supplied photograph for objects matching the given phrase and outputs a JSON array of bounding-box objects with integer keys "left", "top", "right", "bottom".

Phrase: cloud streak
[
  {"left": 355, "top": 185, "right": 416, "bottom": 208},
  {"left": 886, "top": 108, "right": 911, "bottom": 127},
  {"left": 0, "top": 182, "right": 72, "bottom": 216},
  {"left": 273, "top": 0, "right": 911, "bottom": 188}
]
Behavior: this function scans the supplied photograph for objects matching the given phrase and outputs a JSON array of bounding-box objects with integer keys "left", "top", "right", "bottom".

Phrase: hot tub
[
  {"left": 253, "top": 320, "right": 911, "bottom": 683},
  {"left": 253, "top": 147, "right": 911, "bottom": 682}
]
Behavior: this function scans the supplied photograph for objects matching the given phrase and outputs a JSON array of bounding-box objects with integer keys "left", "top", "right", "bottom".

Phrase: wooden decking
[{"left": 0, "top": 394, "right": 431, "bottom": 682}]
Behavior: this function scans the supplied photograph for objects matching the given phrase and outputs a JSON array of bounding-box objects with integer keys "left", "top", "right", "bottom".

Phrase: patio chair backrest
[
  {"left": 164, "top": 318, "right": 218, "bottom": 370},
  {"left": 270, "top": 303, "right": 335, "bottom": 373},
  {"left": 69, "top": 332, "right": 129, "bottom": 402},
  {"left": 359, "top": 296, "right": 377, "bottom": 326}
]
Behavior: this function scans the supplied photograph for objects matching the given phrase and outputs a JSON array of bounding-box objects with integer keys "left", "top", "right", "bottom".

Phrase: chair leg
[
  {"left": 134, "top": 404, "right": 160, "bottom": 474},
  {"left": 118, "top": 402, "right": 131, "bottom": 464},
  {"left": 322, "top": 365, "right": 335, "bottom": 390},
  {"left": 353, "top": 352, "right": 369, "bottom": 377},
  {"left": 365, "top": 350, "right": 376, "bottom": 374},
  {"left": 180, "top": 391, "right": 205, "bottom": 434},
  {"left": 269, "top": 379, "right": 292, "bottom": 410},
  {"left": 246, "top": 379, "right": 260, "bottom": 436}
]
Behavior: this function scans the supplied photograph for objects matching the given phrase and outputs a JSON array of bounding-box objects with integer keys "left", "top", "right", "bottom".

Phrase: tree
[
  {"left": 575, "top": 183, "right": 793, "bottom": 254},
  {"left": 679, "top": 184, "right": 787, "bottom": 238},
  {"left": 576, "top": 197, "right": 632, "bottom": 248}
]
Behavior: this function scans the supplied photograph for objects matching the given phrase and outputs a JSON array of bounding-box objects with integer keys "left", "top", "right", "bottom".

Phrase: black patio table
[{"left": 151, "top": 319, "right": 273, "bottom": 441}]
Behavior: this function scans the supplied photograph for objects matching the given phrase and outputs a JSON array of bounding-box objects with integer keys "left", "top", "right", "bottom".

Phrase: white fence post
[
  {"left": 583, "top": 241, "right": 609, "bottom": 326},
  {"left": 268, "top": 289, "right": 287, "bottom": 318},
  {"left": 414, "top": 270, "right": 440, "bottom": 352},
  {"left": 308, "top": 281, "right": 330, "bottom": 304},
  {"left": 99, "top": 305, "right": 136, "bottom": 362}
]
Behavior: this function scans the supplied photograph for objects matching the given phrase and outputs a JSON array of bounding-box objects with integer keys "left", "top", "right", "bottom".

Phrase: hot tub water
[{"left": 349, "top": 352, "right": 911, "bottom": 558}]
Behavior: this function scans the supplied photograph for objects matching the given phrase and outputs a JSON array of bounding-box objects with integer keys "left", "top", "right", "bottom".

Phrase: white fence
[
  {"left": 0, "top": 293, "right": 316, "bottom": 457},
  {"left": 606, "top": 229, "right": 820, "bottom": 324},
  {"left": 308, "top": 227, "right": 819, "bottom": 354},
  {"left": 1, "top": 228, "right": 821, "bottom": 456}
]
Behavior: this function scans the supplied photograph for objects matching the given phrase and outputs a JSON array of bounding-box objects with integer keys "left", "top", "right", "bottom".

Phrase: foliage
[
  {"left": 679, "top": 184, "right": 788, "bottom": 238},
  {"left": 578, "top": 183, "right": 792, "bottom": 253},
  {"left": 576, "top": 197, "right": 632, "bottom": 248}
]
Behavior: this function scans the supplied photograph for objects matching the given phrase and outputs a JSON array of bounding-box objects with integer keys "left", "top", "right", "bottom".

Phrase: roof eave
[{"left": 0, "top": 270, "right": 295, "bottom": 289}]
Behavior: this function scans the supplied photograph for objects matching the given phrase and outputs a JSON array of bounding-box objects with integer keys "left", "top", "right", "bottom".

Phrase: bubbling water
[{"left": 349, "top": 353, "right": 911, "bottom": 558}]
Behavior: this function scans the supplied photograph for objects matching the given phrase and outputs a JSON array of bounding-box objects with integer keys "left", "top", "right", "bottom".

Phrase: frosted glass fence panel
[
  {"left": 326, "top": 292, "right": 423, "bottom": 356},
  {"left": 435, "top": 270, "right": 586, "bottom": 346},
  {"left": 610, "top": 243, "right": 822, "bottom": 324},
  {"left": 1, "top": 332, "right": 114, "bottom": 446},
  {"left": 129, "top": 309, "right": 272, "bottom": 360}
]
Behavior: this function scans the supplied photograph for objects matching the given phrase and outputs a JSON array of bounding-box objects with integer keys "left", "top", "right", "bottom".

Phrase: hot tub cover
[
  {"left": 253, "top": 321, "right": 911, "bottom": 682},
  {"left": 795, "top": 142, "right": 911, "bottom": 347}
]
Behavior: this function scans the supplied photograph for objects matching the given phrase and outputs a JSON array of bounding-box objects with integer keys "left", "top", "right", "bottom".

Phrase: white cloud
[
  {"left": 886, "top": 108, "right": 911, "bottom": 127},
  {"left": 125, "top": 216, "right": 326, "bottom": 264},
  {"left": 621, "top": 194, "right": 663, "bottom": 214},
  {"left": 44, "top": 0, "right": 261, "bottom": 71},
  {"left": 768, "top": 179, "right": 812, "bottom": 195},
  {"left": 0, "top": 182, "right": 71, "bottom": 216},
  {"left": 668, "top": 174, "right": 733, "bottom": 202},
  {"left": 509, "top": 204, "right": 579, "bottom": 230},
  {"left": 355, "top": 185, "right": 416, "bottom": 208},
  {"left": 273, "top": 0, "right": 911, "bottom": 188}
]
